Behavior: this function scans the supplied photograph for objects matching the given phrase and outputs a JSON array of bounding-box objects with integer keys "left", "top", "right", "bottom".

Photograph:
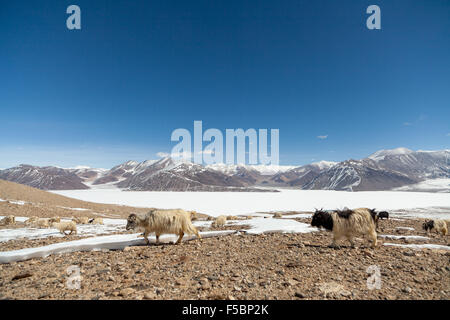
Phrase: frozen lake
[{"left": 51, "top": 189, "right": 450, "bottom": 218}]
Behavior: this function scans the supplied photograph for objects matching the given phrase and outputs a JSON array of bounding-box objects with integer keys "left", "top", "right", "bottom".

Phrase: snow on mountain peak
[
  {"left": 310, "top": 161, "right": 338, "bottom": 170},
  {"left": 368, "top": 147, "right": 414, "bottom": 161}
]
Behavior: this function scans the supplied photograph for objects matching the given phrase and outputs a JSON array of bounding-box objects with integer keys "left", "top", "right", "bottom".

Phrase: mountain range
[{"left": 0, "top": 148, "right": 448, "bottom": 192}]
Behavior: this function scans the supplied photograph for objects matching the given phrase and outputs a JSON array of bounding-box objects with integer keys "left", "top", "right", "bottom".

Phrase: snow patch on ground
[
  {"left": 228, "top": 217, "right": 316, "bottom": 234},
  {"left": 0, "top": 231, "right": 235, "bottom": 264},
  {"left": 395, "top": 226, "right": 415, "bottom": 231},
  {"left": 384, "top": 243, "right": 450, "bottom": 251},
  {"left": 57, "top": 206, "right": 90, "bottom": 211},
  {"left": 379, "top": 234, "right": 429, "bottom": 241}
]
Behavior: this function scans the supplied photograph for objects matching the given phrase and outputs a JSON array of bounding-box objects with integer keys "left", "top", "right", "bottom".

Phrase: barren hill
[{"left": 0, "top": 179, "right": 148, "bottom": 219}]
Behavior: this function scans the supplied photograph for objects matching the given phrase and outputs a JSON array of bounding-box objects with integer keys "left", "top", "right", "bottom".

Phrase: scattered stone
[
  {"left": 119, "top": 288, "right": 135, "bottom": 297},
  {"left": 11, "top": 273, "right": 32, "bottom": 281}
]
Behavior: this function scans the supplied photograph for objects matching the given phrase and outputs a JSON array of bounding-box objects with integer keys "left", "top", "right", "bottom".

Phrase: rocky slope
[{"left": 0, "top": 165, "right": 89, "bottom": 190}]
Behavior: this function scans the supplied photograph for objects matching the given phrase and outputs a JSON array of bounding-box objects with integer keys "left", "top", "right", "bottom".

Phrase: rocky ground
[{"left": 0, "top": 215, "right": 448, "bottom": 300}]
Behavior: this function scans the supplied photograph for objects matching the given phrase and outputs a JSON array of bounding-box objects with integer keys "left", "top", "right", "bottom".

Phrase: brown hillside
[{"left": 0, "top": 179, "right": 149, "bottom": 219}]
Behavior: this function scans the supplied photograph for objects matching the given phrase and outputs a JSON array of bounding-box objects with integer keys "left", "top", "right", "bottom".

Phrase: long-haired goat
[
  {"left": 25, "top": 216, "right": 38, "bottom": 225},
  {"left": 34, "top": 218, "right": 51, "bottom": 228},
  {"left": 88, "top": 217, "right": 104, "bottom": 225},
  {"left": 126, "top": 209, "right": 202, "bottom": 245},
  {"left": 378, "top": 211, "right": 389, "bottom": 220},
  {"left": 212, "top": 215, "right": 227, "bottom": 227},
  {"left": 51, "top": 221, "right": 77, "bottom": 235},
  {"left": 422, "top": 219, "right": 448, "bottom": 236},
  {"left": 0, "top": 215, "right": 15, "bottom": 226},
  {"left": 48, "top": 217, "right": 61, "bottom": 224},
  {"left": 311, "top": 208, "right": 378, "bottom": 248},
  {"left": 73, "top": 216, "right": 90, "bottom": 224}
]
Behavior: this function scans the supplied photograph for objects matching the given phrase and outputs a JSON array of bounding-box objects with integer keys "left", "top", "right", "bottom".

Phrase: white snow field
[
  {"left": 52, "top": 189, "right": 450, "bottom": 219},
  {"left": 0, "top": 230, "right": 235, "bottom": 264},
  {"left": 393, "top": 178, "right": 450, "bottom": 193}
]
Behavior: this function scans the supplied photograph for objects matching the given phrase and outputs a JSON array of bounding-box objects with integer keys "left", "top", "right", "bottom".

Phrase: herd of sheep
[
  {"left": 0, "top": 208, "right": 448, "bottom": 248},
  {"left": 0, "top": 215, "right": 104, "bottom": 235}
]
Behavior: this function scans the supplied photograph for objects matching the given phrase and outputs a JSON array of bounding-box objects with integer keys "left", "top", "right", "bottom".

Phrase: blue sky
[{"left": 1, "top": 0, "right": 449, "bottom": 168}]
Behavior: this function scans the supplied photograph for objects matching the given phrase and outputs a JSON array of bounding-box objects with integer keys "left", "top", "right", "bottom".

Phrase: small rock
[
  {"left": 402, "top": 287, "right": 412, "bottom": 294},
  {"left": 97, "top": 268, "right": 111, "bottom": 275},
  {"left": 11, "top": 273, "right": 32, "bottom": 281},
  {"left": 294, "top": 292, "right": 305, "bottom": 298},
  {"left": 119, "top": 288, "right": 136, "bottom": 297},
  {"left": 340, "top": 290, "right": 351, "bottom": 297},
  {"left": 143, "top": 292, "right": 157, "bottom": 300}
]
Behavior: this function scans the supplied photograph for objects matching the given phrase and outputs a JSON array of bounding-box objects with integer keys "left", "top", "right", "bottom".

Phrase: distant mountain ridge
[{"left": 0, "top": 148, "right": 448, "bottom": 192}]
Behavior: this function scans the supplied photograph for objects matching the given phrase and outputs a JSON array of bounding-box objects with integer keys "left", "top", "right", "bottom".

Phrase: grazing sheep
[
  {"left": 48, "top": 217, "right": 61, "bottom": 224},
  {"left": 0, "top": 215, "right": 15, "bottom": 226},
  {"left": 273, "top": 212, "right": 283, "bottom": 218},
  {"left": 212, "top": 215, "right": 227, "bottom": 227},
  {"left": 88, "top": 217, "right": 104, "bottom": 225},
  {"left": 25, "top": 216, "right": 38, "bottom": 225},
  {"left": 73, "top": 216, "right": 90, "bottom": 224},
  {"left": 34, "top": 218, "right": 50, "bottom": 228},
  {"left": 51, "top": 221, "right": 77, "bottom": 235},
  {"left": 422, "top": 219, "right": 448, "bottom": 236},
  {"left": 311, "top": 208, "right": 378, "bottom": 248},
  {"left": 126, "top": 209, "right": 202, "bottom": 245},
  {"left": 378, "top": 211, "right": 389, "bottom": 220}
]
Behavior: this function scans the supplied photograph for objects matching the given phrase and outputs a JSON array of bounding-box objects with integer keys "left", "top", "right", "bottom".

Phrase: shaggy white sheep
[
  {"left": 34, "top": 218, "right": 51, "bottom": 228},
  {"left": 212, "top": 215, "right": 227, "bottom": 227},
  {"left": 88, "top": 217, "right": 104, "bottom": 225},
  {"left": 0, "top": 215, "right": 15, "bottom": 226},
  {"left": 51, "top": 221, "right": 77, "bottom": 235},
  {"left": 48, "top": 217, "right": 61, "bottom": 224},
  {"left": 72, "top": 216, "right": 90, "bottom": 224},
  {"left": 126, "top": 209, "right": 202, "bottom": 245}
]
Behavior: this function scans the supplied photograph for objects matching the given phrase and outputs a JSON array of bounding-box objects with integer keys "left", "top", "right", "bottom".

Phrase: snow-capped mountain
[
  {"left": 303, "top": 149, "right": 449, "bottom": 191},
  {"left": 303, "top": 158, "right": 417, "bottom": 191},
  {"left": 269, "top": 161, "right": 337, "bottom": 187},
  {"left": 0, "top": 148, "right": 448, "bottom": 191},
  {"left": 368, "top": 147, "right": 414, "bottom": 161},
  {"left": 115, "top": 158, "right": 270, "bottom": 191}
]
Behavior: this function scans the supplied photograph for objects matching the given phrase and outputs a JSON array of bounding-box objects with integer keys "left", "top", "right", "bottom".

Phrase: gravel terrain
[{"left": 0, "top": 215, "right": 448, "bottom": 300}]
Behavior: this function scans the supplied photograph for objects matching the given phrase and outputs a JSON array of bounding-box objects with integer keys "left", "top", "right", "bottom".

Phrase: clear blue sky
[{"left": 1, "top": 0, "right": 449, "bottom": 168}]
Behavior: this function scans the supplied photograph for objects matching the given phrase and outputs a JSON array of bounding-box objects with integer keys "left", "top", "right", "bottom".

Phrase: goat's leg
[
  {"left": 347, "top": 235, "right": 355, "bottom": 248},
  {"left": 176, "top": 232, "right": 184, "bottom": 244},
  {"left": 143, "top": 231, "right": 150, "bottom": 245},
  {"left": 194, "top": 228, "right": 202, "bottom": 241},
  {"left": 370, "top": 230, "right": 377, "bottom": 248}
]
